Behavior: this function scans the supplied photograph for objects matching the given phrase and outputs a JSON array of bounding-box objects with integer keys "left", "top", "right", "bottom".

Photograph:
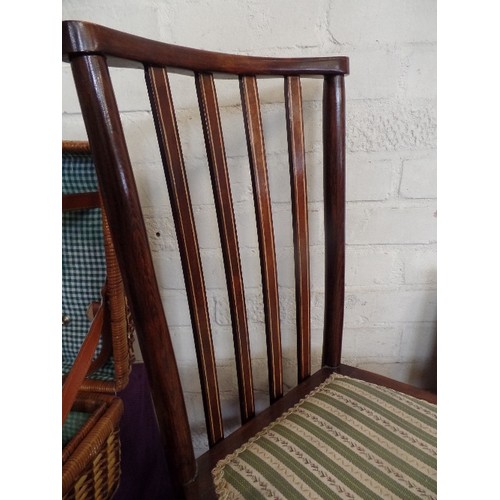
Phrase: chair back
[{"left": 63, "top": 20, "right": 349, "bottom": 486}]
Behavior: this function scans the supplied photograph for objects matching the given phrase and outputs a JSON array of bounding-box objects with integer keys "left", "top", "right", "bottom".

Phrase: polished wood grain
[
  {"left": 195, "top": 73, "right": 255, "bottom": 424},
  {"left": 62, "top": 20, "right": 437, "bottom": 499},
  {"left": 62, "top": 192, "right": 100, "bottom": 211},
  {"left": 240, "top": 75, "right": 283, "bottom": 404},
  {"left": 68, "top": 53, "right": 196, "bottom": 496},
  {"left": 145, "top": 66, "right": 224, "bottom": 447},
  {"left": 322, "top": 74, "right": 346, "bottom": 369},
  {"left": 284, "top": 76, "right": 311, "bottom": 383},
  {"left": 63, "top": 20, "right": 349, "bottom": 76}
]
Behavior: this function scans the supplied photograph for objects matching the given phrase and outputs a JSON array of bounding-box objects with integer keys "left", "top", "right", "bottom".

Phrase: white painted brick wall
[{"left": 63, "top": 0, "right": 437, "bottom": 456}]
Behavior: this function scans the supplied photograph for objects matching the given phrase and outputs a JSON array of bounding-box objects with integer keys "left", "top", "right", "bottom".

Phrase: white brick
[
  {"left": 302, "top": 102, "right": 323, "bottom": 153},
  {"left": 353, "top": 361, "right": 428, "bottom": 387},
  {"left": 271, "top": 209, "right": 294, "bottom": 248},
  {"left": 62, "top": 65, "right": 81, "bottom": 114},
  {"left": 200, "top": 251, "right": 227, "bottom": 289},
  {"left": 400, "top": 156, "right": 437, "bottom": 199},
  {"left": 190, "top": 207, "right": 222, "bottom": 249},
  {"left": 228, "top": 157, "right": 254, "bottom": 203},
  {"left": 310, "top": 291, "right": 325, "bottom": 329},
  {"left": 346, "top": 154, "right": 396, "bottom": 201},
  {"left": 267, "top": 155, "right": 293, "bottom": 204},
  {"left": 401, "top": 247, "right": 437, "bottom": 285},
  {"left": 215, "top": 290, "right": 264, "bottom": 326},
  {"left": 161, "top": 0, "right": 330, "bottom": 54},
  {"left": 304, "top": 152, "right": 323, "bottom": 203},
  {"left": 347, "top": 100, "right": 437, "bottom": 153},
  {"left": 212, "top": 324, "right": 239, "bottom": 361},
  {"left": 160, "top": 290, "right": 192, "bottom": 327},
  {"left": 309, "top": 246, "right": 325, "bottom": 292},
  {"left": 63, "top": 0, "right": 162, "bottom": 39},
  {"left": 400, "top": 323, "right": 437, "bottom": 362},
  {"left": 153, "top": 254, "right": 185, "bottom": 290},
  {"left": 238, "top": 249, "right": 263, "bottom": 289},
  {"left": 218, "top": 106, "right": 249, "bottom": 158},
  {"left": 159, "top": 2, "right": 259, "bottom": 53},
  {"left": 143, "top": 208, "right": 177, "bottom": 252},
  {"left": 110, "top": 68, "right": 152, "bottom": 112},
  {"left": 304, "top": 152, "right": 398, "bottom": 203},
  {"left": 343, "top": 289, "right": 437, "bottom": 326},
  {"left": 62, "top": 113, "right": 87, "bottom": 141},
  {"left": 346, "top": 248, "right": 401, "bottom": 286},
  {"left": 357, "top": 359, "right": 435, "bottom": 390},
  {"left": 133, "top": 163, "right": 171, "bottom": 210},
  {"left": 347, "top": 48, "right": 403, "bottom": 100},
  {"left": 215, "top": 362, "right": 239, "bottom": 394},
  {"left": 172, "top": 107, "right": 207, "bottom": 160},
  {"left": 245, "top": 0, "right": 328, "bottom": 52},
  {"left": 249, "top": 358, "right": 270, "bottom": 394},
  {"left": 62, "top": 0, "right": 438, "bottom": 393},
  {"left": 403, "top": 45, "right": 437, "bottom": 100},
  {"left": 113, "top": 112, "right": 162, "bottom": 166},
  {"left": 307, "top": 207, "right": 325, "bottom": 247},
  {"left": 177, "top": 360, "right": 203, "bottom": 392},
  {"left": 261, "top": 104, "right": 288, "bottom": 155},
  {"left": 347, "top": 205, "right": 437, "bottom": 245},
  {"left": 274, "top": 249, "right": 296, "bottom": 289},
  {"left": 168, "top": 328, "right": 200, "bottom": 363},
  {"left": 348, "top": 328, "right": 402, "bottom": 359},
  {"left": 328, "top": 0, "right": 436, "bottom": 45},
  {"left": 338, "top": 329, "right": 357, "bottom": 359}
]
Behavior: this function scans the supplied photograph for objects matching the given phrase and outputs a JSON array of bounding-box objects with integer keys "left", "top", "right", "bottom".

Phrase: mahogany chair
[{"left": 63, "top": 20, "right": 436, "bottom": 499}]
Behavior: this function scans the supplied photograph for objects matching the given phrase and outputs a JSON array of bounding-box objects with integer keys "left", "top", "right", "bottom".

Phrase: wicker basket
[
  {"left": 62, "top": 140, "right": 135, "bottom": 394},
  {"left": 62, "top": 141, "right": 134, "bottom": 499},
  {"left": 63, "top": 393, "right": 124, "bottom": 499}
]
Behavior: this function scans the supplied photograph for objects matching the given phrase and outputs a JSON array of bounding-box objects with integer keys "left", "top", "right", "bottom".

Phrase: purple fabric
[{"left": 114, "top": 363, "right": 174, "bottom": 499}]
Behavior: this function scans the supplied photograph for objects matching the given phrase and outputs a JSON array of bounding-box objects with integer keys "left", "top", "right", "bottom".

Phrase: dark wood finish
[
  {"left": 62, "top": 20, "right": 349, "bottom": 76},
  {"left": 195, "top": 73, "right": 255, "bottom": 424},
  {"left": 62, "top": 301, "right": 105, "bottom": 423},
  {"left": 240, "top": 75, "right": 283, "bottom": 404},
  {"left": 284, "top": 76, "right": 311, "bottom": 383},
  {"left": 62, "top": 20, "right": 436, "bottom": 499},
  {"left": 62, "top": 191, "right": 100, "bottom": 211},
  {"left": 145, "top": 66, "right": 224, "bottom": 447},
  {"left": 322, "top": 75, "right": 346, "bottom": 369},
  {"left": 68, "top": 53, "right": 196, "bottom": 496}
]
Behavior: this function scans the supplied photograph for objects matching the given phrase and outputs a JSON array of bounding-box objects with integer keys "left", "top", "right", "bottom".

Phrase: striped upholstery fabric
[
  {"left": 62, "top": 152, "right": 114, "bottom": 380},
  {"left": 213, "top": 374, "right": 436, "bottom": 499}
]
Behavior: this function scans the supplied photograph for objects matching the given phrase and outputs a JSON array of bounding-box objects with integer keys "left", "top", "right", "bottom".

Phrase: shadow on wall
[{"left": 409, "top": 324, "right": 437, "bottom": 394}]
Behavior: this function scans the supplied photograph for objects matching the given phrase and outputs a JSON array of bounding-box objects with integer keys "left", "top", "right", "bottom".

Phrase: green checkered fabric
[
  {"left": 62, "top": 152, "right": 114, "bottom": 380},
  {"left": 213, "top": 374, "right": 437, "bottom": 499},
  {"left": 62, "top": 411, "right": 90, "bottom": 448}
]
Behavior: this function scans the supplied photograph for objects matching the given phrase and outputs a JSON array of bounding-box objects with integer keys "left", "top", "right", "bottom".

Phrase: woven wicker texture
[
  {"left": 62, "top": 151, "right": 112, "bottom": 379},
  {"left": 213, "top": 374, "right": 436, "bottom": 499},
  {"left": 63, "top": 394, "right": 123, "bottom": 500},
  {"left": 62, "top": 142, "right": 134, "bottom": 393}
]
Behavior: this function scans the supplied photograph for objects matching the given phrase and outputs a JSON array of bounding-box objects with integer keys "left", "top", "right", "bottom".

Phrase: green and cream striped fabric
[{"left": 213, "top": 374, "right": 436, "bottom": 499}]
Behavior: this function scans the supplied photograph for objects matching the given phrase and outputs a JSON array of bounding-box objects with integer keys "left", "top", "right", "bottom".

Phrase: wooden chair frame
[{"left": 63, "top": 20, "right": 436, "bottom": 498}]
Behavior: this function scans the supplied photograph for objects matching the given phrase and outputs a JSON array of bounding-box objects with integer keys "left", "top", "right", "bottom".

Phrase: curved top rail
[{"left": 62, "top": 20, "right": 349, "bottom": 76}]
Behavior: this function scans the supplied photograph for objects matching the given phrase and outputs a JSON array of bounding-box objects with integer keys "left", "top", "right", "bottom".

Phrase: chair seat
[{"left": 212, "top": 374, "right": 436, "bottom": 499}]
